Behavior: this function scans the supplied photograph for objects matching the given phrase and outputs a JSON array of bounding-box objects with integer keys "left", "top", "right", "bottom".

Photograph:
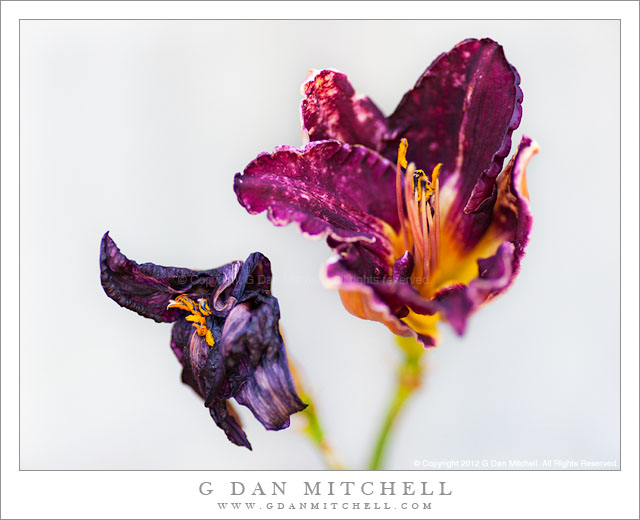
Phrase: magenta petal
[
  {"left": 492, "top": 135, "right": 538, "bottom": 276},
  {"left": 324, "top": 249, "right": 440, "bottom": 349},
  {"left": 392, "top": 251, "right": 414, "bottom": 282},
  {"left": 436, "top": 242, "right": 515, "bottom": 335},
  {"left": 324, "top": 256, "right": 417, "bottom": 335},
  {"left": 382, "top": 38, "right": 522, "bottom": 250},
  {"left": 301, "top": 69, "right": 388, "bottom": 150},
  {"left": 328, "top": 242, "right": 438, "bottom": 316},
  {"left": 384, "top": 38, "right": 522, "bottom": 196},
  {"left": 437, "top": 136, "right": 537, "bottom": 335},
  {"left": 234, "top": 140, "right": 400, "bottom": 256}
]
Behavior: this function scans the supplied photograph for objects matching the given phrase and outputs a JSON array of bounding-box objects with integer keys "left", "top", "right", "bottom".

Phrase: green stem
[
  {"left": 299, "top": 397, "right": 344, "bottom": 470},
  {"left": 289, "top": 360, "right": 344, "bottom": 470},
  {"left": 368, "top": 337, "right": 425, "bottom": 470}
]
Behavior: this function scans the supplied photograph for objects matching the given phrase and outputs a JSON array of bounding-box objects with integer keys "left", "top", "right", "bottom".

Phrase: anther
[
  {"left": 398, "top": 138, "right": 408, "bottom": 168},
  {"left": 167, "top": 295, "right": 215, "bottom": 347}
]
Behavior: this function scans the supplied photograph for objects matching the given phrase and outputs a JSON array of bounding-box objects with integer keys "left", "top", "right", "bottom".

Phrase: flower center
[
  {"left": 394, "top": 138, "right": 442, "bottom": 287},
  {"left": 167, "top": 295, "right": 215, "bottom": 347}
]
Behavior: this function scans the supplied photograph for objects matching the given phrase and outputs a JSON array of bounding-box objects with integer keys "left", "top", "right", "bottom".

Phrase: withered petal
[
  {"left": 100, "top": 232, "right": 218, "bottom": 323},
  {"left": 101, "top": 235, "right": 305, "bottom": 448},
  {"left": 218, "top": 301, "right": 307, "bottom": 431}
]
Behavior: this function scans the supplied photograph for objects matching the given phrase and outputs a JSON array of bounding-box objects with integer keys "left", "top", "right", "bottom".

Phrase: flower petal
[
  {"left": 436, "top": 241, "right": 515, "bottom": 335},
  {"left": 329, "top": 242, "right": 439, "bottom": 314},
  {"left": 170, "top": 323, "right": 249, "bottom": 447},
  {"left": 382, "top": 38, "right": 523, "bottom": 250},
  {"left": 100, "top": 232, "right": 217, "bottom": 323},
  {"left": 325, "top": 257, "right": 413, "bottom": 336},
  {"left": 230, "top": 252, "right": 274, "bottom": 302},
  {"left": 217, "top": 300, "right": 307, "bottom": 430},
  {"left": 209, "top": 400, "right": 252, "bottom": 449},
  {"left": 392, "top": 251, "right": 414, "bottom": 282},
  {"left": 301, "top": 69, "right": 388, "bottom": 150},
  {"left": 428, "top": 136, "right": 537, "bottom": 333},
  {"left": 170, "top": 319, "right": 191, "bottom": 367},
  {"left": 323, "top": 253, "right": 439, "bottom": 348},
  {"left": 102, "top": 236, "right": 303, "bottom": 448},
  {"left": 234, "top": 140, "right": 400, "bottom": 258},
  {"left": 490, "top": 135, "right": 539, "bottom": 275}
]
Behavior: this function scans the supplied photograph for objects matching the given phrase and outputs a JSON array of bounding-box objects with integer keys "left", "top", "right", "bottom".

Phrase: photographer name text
[{"left": 199, "top": 480, "right": 452, "bottom": 497}]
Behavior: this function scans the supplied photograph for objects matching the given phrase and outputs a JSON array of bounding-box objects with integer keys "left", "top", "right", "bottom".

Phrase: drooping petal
[
  {"left": 234, "top": 348, "right": 305, "bottom": 431},
  {"left": 170, "top": 322, "right": 246, "bottom": 447},
  {"left": 183, "top": 325, "right": 216, "bottom": 398},
  {"left": 101, "top": 235, "right": 304, "bottom": 448},
  {"left": 170, "top": 319, "right": 191, "bottom": 367},
  {"left": 301, "top": 69, "right": 388, "bottom": 150},
  {"left": 382, "top": 38, "right": 523, "bottom": 251},
  {"left": 435, "top": 241, "right": 515, "bottom": 335},
  {"left": 100, "top": 232, "right": 217, "bottom": 323},
  {"left": 217, "top": 300, "right": 307, "bottom": 430},
  {"left": 234, "top": 141, "right": 401, "bottom": 257},
  {"left": 173, "top": 319, "right": 252, "bottom": 449},
  {"left": 209, "top": 399, "right": 252, "bottom": 450}
]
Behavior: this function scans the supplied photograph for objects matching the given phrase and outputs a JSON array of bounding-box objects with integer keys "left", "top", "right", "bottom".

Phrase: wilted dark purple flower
[
  {"left": 234, "top": 38, "right": 538, "bottom": 348},
  {"left": 100, "top": 232, "right": 306, "bottom": 449}
]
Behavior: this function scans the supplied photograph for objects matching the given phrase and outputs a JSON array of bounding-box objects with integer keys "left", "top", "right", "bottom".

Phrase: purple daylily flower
[
  {"left": 100, "top": 232, "right": 306, "bottom": 449},
  {"left": 234, "top": 38, "right": 539, "bottom": 347}
]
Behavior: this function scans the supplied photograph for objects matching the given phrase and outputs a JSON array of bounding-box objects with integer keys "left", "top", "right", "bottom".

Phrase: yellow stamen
[
  {"left": 198, "top": 298, "right": 212, "bottom": 316},
  {"left": 185, "top": 314, "right": 206, "bottom": 325},
  {"left": 404, "top": 163, "right": 424, "bottom": 259},
  {"left": 426, "top": 201, "right": 437, "bottom": 269},
  {"left": 398, "top": 138, "right": 408, "bottom": 168},
  {"left": 392, "top": 139, "right": 443, "bottom": 289},
  {"left": 432, "top": 164, "right": 442, "bottom": 271},
  {"left": 419, "top": 192, "right": 429, "bottom": 283},
  {"left": 167, "top": 295, "right": 215, "bottom": 347},
  {"left": 431, "top": 163, "right": 441, "bottom": 184},
  {"left": 167, "top": 294, "right": 197, "bottom": 313},
  {"left": 395, "top": 139, "right": 410, "bottom": 249}
]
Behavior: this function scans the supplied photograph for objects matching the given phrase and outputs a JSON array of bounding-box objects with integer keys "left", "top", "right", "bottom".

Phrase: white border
[{"left": 2, "top": 2, "right": 638, "bottom": 519}]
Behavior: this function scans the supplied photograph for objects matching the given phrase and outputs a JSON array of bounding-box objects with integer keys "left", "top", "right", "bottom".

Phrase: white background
[
  {"left": 18, "top": 18, "right": 620, "bottom": 471},
  {"left": 2, "top": 2, "right": 638, "bottom": 519}
]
